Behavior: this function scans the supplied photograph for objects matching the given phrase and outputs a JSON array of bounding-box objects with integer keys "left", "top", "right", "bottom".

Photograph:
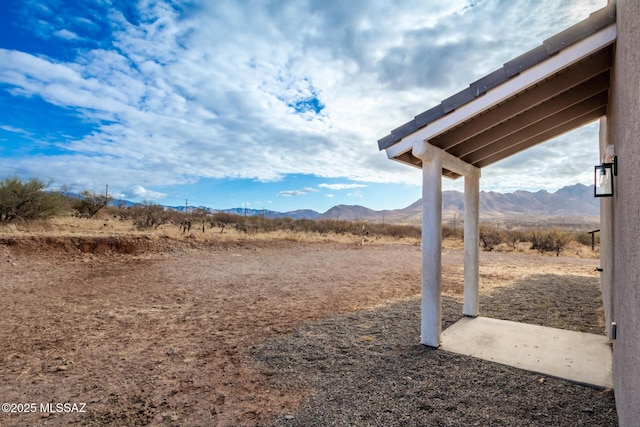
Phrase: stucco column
[
  {"left": 463, "top": 171, "right": 480, "bottom": 317},
  {"left": 420, "top": 147, "right": 442, "bottom": 347}
]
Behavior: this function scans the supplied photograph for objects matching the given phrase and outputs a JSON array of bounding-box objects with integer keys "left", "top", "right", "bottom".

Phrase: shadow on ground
[
  {"left": 251, "top": 274, "right": 616, "bottom": 426},
  {"left": 481, "top": 274, "right": 605, "bottom": 335}
]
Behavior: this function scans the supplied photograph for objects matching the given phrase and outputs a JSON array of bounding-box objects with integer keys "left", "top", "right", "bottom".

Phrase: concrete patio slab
[{"left": 440, "top": 316, "right": 613, "bottom": 389}]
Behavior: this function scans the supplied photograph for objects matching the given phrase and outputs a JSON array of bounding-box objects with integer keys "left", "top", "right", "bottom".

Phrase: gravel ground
[{"left": 252, "top": 279, "right": 617, "bottom": 426}]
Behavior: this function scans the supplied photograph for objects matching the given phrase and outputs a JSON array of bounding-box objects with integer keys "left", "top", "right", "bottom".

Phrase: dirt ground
[{"left": 0, "top": 234, "right": 616, "bottom": 426}]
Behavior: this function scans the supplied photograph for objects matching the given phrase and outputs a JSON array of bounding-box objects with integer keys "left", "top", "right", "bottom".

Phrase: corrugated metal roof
[{"left": 378, "top": 2, "right": 616, "bottom": 177}]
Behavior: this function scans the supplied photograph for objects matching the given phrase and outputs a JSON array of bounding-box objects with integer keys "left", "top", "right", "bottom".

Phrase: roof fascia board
[{"left": 384, "top": 24, "right": 616, "bottom": 161}]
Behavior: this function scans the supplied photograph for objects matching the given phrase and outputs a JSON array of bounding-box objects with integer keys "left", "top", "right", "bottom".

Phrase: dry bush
[
  {"left": 205, "top": 213, "right": 422, "bottom": 241},
  {"left": 574, "top": 230, "right": 600, "bottom": 248},
  {"left": 503, "top": 229, "right": 526, "bottom": 250},
  {"left": 442, "top": 225, "right": 463, "bottom": 240},
  {"left": 479, "top": 227, "right": 503, "bottom": 251},
  {"left": 131, "top": 202, "right": 172, "bottom": 230},
  {"left": 0, "top": 177, "right": 67, "bottom": 222},
  {"left": 374, "top": 223, "right": 421, "bottom": 239},
  {"left": 208, "top": 212, "right": 239, "bottom": 233},
  {"left": 528, "top": 229, "right": 572, "bottom": 256},
  {"left": 72, "top": 190, "right": 112, "bottom": 218}
]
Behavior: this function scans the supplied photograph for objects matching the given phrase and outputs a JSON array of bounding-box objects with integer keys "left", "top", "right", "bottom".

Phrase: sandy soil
[{"left": 0, "top": 235, "right": 615, "bottom": 426}]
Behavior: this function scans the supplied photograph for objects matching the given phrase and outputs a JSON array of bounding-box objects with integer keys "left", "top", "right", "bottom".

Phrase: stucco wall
[
  {"left": 609, "top": 0, "right": 640, "bottom": 424},
  {"left": 598, "top": 118, "right": 614, "bottom": 338}
]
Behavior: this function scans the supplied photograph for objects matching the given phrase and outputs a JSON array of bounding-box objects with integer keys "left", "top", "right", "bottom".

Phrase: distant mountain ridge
[{"left": 109, "top": 183, "right": 599, "bottom": 226}]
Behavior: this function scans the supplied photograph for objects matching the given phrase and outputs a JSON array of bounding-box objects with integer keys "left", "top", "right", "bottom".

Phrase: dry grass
[
  {"left": 1, "top": 216, "right": 600, "bottom": 255},
  {"left": 0, "top": 215, "right": 423, "bottom": 246}
]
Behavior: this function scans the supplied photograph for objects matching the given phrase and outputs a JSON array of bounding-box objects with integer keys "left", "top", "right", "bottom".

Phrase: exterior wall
[
  {"left": 598, "top": 117, "right": 614, "bottom": 339},
  {"left": 609, "top": 0, "right": 640, "bottom": 424}
]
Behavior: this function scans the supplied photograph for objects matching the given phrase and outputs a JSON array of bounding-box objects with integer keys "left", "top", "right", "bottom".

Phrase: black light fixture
[{"left": 594, "top": 156, "right": 617, "bottom": 197}]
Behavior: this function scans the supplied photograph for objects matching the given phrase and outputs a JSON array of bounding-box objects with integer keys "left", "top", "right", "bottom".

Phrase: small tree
[
  {"left": 574, "top": 231, "right": 599, "bottom": 248},
  {"left": 504, "top": 229, "right": 525, "bottom": 250},
  {"left": 131, "top": 202, "right": 172, "bottom": 230},
  {"left": 442, "top": 225, "right": 464, "bottom": 240},
  {"left": 0, "top": 177, "right": 65, "bottom": 222},
  {"left": 550, "top": 230, "right": 571, "bottom": 256},
  {"left": 73, "top": 190, "right": 112, "bottom": 218},
  {"left": 529, "top": 229, "right": 571, "bottom": 256},
  {"left": 479, "top": 227, "right": 503, "bottom": 252},
  {"left": 209, "top": 212, "right": 237, "bottom": 234}
]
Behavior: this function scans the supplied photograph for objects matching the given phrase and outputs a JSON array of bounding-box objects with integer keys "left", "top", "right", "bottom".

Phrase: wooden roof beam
[
  {"left": 449, "top": 72, "right": 610, "bottom": 158},
  {"left": 430, "top": 47, "right": 614, "bottom": 151},
  {"left": 475, "top": 107, "right": 606, "bottom": 168},
  {"left": 462, "top": 97, "right": 607, "bottom": 167}
]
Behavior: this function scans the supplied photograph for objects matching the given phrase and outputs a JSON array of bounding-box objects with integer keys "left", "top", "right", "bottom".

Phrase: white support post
[
  {"left": 417, "top": 145, "right": 442, "bottom": 347},
  {"left": 463, "top": 172, "right": 480, "bottom": 317},
  {"left": 413, "top": 139, "right": 481, "bottom": 346}
]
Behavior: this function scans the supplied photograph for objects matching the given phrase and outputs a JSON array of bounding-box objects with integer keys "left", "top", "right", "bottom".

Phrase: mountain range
[{"left": 168, "top": 183, "right": 599, "bottom": 226}]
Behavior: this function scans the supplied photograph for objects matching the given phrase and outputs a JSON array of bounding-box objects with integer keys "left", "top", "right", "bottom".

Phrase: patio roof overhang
[{"left": 378, "top": 3, "right": 616, "bottom": 179}]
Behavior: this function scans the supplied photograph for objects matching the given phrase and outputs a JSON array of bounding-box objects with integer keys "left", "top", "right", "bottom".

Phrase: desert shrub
[
  {"left": 190, "top": 207, "right": 209, "bottom": 221},
  {"left": 574, "top": 231, "right": 600, "bottom": 248},
  {"left": 0, "top": 177, "right": 66, "bottom": 222},
  {"left": 201, "top": 213, "right": 421, "bottom": 239},
  {"left": 528, "top": 231, "right": 544, "bottom": 252},
  {"left": 529, "top": 229, "right": 571, "bottom": 256},
  {"left": 374, "top": 223, "right": 421, "bottom": 239},
  {"left": 234, "top": 218, "right": 259, "bottom": 234},
  {"left": 73, "top": 190, "right": 112, "bottom": 218},
  {"left": 208, "top": 212, "right": 237, "bottom": 233},
  {"left": 480, "top": 227, "right": 503, "bottom": 252},
  {"left": 131, "top": 202, "right": 172, "bottom": 230},
  {"left": 504, "top": 229, "right": 526, "bottom": 250},
  {"left": 105, "top": 205, "right": 132, "bottom": 220},
  {"left": 252, "top": 216, "right": 278, "bottom": 233},
  {"left": 442, "top": 225, "right": 463, "bottom": 240},
  {"left": 271, "top": 217, "right": 297, "bottom": 232},
  {"left": 479, "top": 227, "right": 503, "bottom": 251}
]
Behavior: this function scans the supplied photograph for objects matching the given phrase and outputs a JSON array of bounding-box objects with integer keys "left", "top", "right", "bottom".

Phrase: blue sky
[{"left": 0, "top": 0, "right": 606, "bottom": 213}]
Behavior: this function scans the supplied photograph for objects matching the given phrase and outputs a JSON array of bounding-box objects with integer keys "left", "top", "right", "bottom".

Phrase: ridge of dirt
[
  {"left": 0, "top": 234, "right": 337, "bottom": 257},
  {"left": 0, "top": 235, "right": 167, "bottom": 255}
]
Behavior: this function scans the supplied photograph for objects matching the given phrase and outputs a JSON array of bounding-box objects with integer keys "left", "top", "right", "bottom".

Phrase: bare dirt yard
[{"left": 0, "top": 229, "right": 617, "bottom": 426}]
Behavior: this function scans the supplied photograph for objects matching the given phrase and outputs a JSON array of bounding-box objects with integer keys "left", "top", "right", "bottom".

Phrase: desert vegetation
[
  {"left": 479, "top": 226, "right": 596, "bottom": 256},
  {"left": 0, "top": 177, "right": 600, "bottom": 255},
  {"left": 0, "top": 177, "right": 66, "bottom": 222}
]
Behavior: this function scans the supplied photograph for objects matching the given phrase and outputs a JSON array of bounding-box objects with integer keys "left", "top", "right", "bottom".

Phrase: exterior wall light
[{"left": 595, "top": 156, "right": 617, "bottom": 197}]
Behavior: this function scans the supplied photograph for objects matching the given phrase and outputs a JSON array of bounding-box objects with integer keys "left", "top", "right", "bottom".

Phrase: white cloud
[
  {"left": 0, "top": 125, "right": 32, "bottom": 136},
  {"left": 130, "top": 185, "right": 166, "bottom": 200},
  {"left": 278, "top": 187, "right": 320, "bottom": 197},
  {"left": 54, "top": 29, "right": 81, "bottom": 40},
  {"left": 0, "top": 0, "right": 607, "bottom": 197},
  {"left": 319, "top": 183, "right": 367, "bottom": 190}
]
